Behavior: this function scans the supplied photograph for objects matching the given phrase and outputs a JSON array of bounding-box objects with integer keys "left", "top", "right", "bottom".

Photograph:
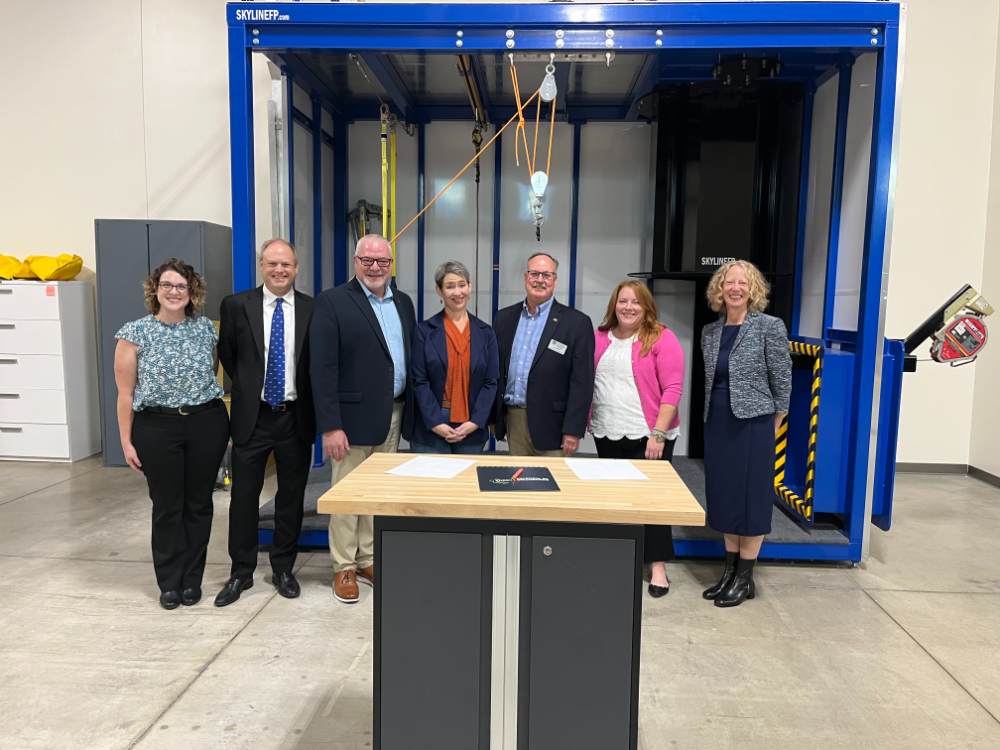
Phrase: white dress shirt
[{"left": 261, "top": 286, "right": 297, "bottom": 402}]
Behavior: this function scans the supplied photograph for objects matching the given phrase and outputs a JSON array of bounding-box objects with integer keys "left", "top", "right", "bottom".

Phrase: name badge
[{"left": 547, "top": 339, "right": 568, "bottom": 355}]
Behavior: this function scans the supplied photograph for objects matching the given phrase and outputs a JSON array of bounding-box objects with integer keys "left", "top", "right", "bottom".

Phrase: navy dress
[{"left": 704, "top": 325, "right": 774, "bottom": 536}]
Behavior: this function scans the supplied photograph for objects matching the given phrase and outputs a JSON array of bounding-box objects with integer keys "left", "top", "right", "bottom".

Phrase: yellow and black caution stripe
[{"left": 774, "top": 342, "right": 823, "bottom": 525}]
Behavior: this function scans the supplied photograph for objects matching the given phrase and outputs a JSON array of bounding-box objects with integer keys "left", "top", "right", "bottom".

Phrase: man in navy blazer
[
  {"left": 491, "top": 252, "right": 595, "bottom": 456},
  {"left": 310, "top": 235, "right": 416, "bottom": 603}
]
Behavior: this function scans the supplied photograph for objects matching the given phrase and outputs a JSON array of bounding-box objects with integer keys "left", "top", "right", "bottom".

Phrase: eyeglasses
[
  {"left": 357, "top": 256, "right": 392, "bottom": 268},
  {"left": 158, "top": 282, "right": 190, "bottom": 293},
  {"left": 527, "top": 271, "right": 556, "bottom": 281}
]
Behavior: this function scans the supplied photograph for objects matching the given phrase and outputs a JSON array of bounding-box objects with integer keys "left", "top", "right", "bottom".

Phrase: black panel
[
  {"left": 379, "top": 530, "right": 485, "bottom": 750},
  {"left": 527, "top": 536, "right": 637, "bottom": 750},
  {"left": 93, "top": 220, "right": 151, "bottom": 467}
]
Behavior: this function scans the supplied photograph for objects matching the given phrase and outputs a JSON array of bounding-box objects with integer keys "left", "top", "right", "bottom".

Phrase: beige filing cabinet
[{"left": 0, "top": 280, "right": 101, "bottom": 461}]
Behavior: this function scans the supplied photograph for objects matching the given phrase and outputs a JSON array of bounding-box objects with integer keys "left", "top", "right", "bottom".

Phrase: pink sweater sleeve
[{"left": 653, "top": 329, "right": 685, "bottom": 407}]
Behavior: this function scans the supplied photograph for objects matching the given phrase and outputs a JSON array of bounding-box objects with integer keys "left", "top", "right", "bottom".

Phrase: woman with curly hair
[
  {"left": 700, "top": 260, "right": 791, "bottom": 608},
  {"left": 589, "top": 280, "right": 684, "bottom": 598},
  {"left": 114, "top": 258, "right": 228, "bottom": 610}
]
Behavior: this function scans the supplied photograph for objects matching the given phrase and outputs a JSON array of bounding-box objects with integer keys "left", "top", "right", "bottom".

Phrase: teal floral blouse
[{"left": 116, "top": 315, "right": 224, "bottom": 411}]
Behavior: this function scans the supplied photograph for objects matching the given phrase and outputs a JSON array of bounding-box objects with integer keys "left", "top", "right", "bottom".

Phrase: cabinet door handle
[
  {"left": 0, "top": 324, "right": 14, "bottom": 330},
  {"left": 0, "top": 427, "right": 23, "bottom": 433},
  {"left": 0, "top": 393, "right": 20, "bottom": 399},
  {"left": 0, "top": 359, "right": 16, "bottom": 365},
  {"left": 0, "top": 289, "right": 12, "bottom": 295}
]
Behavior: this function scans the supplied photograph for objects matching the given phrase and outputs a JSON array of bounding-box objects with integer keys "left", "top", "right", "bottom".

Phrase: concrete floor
[{"left": 0, "top": 459, "right": 998, "bottom": 750}]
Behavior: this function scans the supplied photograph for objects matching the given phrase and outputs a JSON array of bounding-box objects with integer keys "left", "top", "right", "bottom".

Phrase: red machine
[{"left": 906, "top": 286, "right": 994, "bottom": 368}]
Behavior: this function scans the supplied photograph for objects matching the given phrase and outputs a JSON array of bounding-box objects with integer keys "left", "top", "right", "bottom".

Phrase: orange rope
[
  {"left": 509, "top": 59, "right": 527, "bottom": 169},
  {"left": 547, "top": 93, "right": 556, "bottom": 177},
  {"left": 389, "top": 89, "right": 541, "bottom": 246},
  {"left": 532, "top": 95, "right": 542, "bottom": 175}
]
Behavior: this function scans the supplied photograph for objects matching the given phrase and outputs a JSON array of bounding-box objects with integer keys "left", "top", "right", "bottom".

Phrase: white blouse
[{"left": 590, "top": 332, "right": 650, "bottom": 441}]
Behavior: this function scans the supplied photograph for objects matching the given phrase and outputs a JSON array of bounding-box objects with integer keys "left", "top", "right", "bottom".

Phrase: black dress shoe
[
  {"left": 214, "top": 577, "right": 254, "bottom": 607},
  {"left": 714, "top": 558, "right": 757, "bottom": 608},
  {"left": 648, "top": 582, "right": 670, "bottom": 598},
  {"left": 159, "top": 590, "right": 181, "bottom": 610},
  {"left": 703, "top": 551, "right": 739, "bottom": 600},
  {"left": 181, "top": 587, "right": 201, "bottom": 606},
  {"left": 272, "top": 571, "right": 301, "bottom": 599}
]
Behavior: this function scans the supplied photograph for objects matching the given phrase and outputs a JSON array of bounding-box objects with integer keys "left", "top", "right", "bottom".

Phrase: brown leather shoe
[
  {"left": 333, "top": 570, "right": 359, "bottom": 603},
  {"left": 356, "top": 565, "right": 374, "bottom": 587}
]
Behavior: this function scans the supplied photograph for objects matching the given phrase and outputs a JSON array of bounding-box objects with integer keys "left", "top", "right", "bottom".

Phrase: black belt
[
  {"left": 260, "top": 399, "right": 296, "bottom": 412},
  {"left": 394, "top": 393, "right": 406, "bottom": 404},
  {"left": 145, "top": 399, "right": 222, "bottom": 416}
]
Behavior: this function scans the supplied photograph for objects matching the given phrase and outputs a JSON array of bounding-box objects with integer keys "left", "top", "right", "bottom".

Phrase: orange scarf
[{"left": 443, "top": 316, "right": 471, "bottom": 423}]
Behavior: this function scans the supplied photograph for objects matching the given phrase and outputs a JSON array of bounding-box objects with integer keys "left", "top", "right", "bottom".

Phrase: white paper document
[
  {"left": 564, "top": 458, "right": 649, "bottom": 481},
  {"left": 386, "top": 456, "right": 477, "bottom": 480}
]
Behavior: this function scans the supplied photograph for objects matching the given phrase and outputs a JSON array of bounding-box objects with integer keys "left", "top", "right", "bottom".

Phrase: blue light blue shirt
[
  {"left": 504, "top": 297, "right": 554, "bottom": 406},
  {"left": 364, "top": 283, "right": 407, "bottom": 397}
]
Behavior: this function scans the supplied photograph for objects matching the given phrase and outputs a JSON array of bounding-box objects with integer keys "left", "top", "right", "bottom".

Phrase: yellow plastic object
[
  {"left": 26, "top": 254, "right": 83, "bottom": 281},
  {"left": 0, "top": 255, "right": 32, "bottom": 279}
]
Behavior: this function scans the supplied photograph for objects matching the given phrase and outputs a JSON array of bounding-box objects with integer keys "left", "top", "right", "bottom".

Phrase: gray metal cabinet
[
  {"left": 94, "top": 220, "right": 232, "bottom": 466},
  {"left": 375, "top": 518, "right": 642, "bottom": 750}
]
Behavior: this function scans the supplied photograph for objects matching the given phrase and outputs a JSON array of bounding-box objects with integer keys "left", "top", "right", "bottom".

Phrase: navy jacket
[
  {"left": 411, "top": 311, "right": 499, "bottom": 448},
  {"left": 492, "top": 299, "right": 595, "bottom": 451},
  {"left": 310, "top": 277, "right": 416, "bottom": 445}
]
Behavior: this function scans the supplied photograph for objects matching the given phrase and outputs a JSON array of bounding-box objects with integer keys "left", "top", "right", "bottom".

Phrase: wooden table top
[{"left": 316, "top": 453, "right": 705, "bottom": 526}]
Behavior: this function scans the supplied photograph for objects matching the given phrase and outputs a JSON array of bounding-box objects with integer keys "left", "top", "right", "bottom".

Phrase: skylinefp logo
[{"left": 235, "top": 8, "right": 289, "bottom": 22}]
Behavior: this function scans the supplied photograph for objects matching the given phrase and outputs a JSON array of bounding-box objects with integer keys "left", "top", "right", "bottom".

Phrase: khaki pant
[
  {"left": 328, "top": 401, "right": 403, "bottom": 572},
  {"left": 505, "top": 406, "right": 563, "bottom": 458}
]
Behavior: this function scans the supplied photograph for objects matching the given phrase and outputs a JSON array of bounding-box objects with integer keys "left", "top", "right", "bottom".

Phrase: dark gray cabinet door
[
  {"left": 380, "top": 530, "right": 488, "bottom": 750},
  {"left": 526, "top": 535, "right": 638, "bottom": 750},
  {"left": 94, "top": 220, "right": 151, "bottom": 467},
  {"left": 147, "top": 222, "right": 204, "bottom": 273}
]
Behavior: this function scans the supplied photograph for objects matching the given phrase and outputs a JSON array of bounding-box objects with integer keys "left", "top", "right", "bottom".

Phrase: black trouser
[
  {"left": 131, "top": 400, "right": 229, "bottom": 592},
  {"left": 228, "top": 401, "right": 312, "bottom": 579},
  {"left": 594, "top": 435, "right": 677, "bottom": 563}
]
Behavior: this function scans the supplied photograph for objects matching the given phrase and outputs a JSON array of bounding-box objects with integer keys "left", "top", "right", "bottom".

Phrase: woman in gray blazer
[{"left": 699, "top": 260, "right": 791, "bottom": 608}]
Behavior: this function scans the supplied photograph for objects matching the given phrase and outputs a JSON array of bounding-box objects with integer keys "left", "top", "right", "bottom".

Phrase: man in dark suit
[
  {"left": 214, "top": 239, "right": 316, "bottom": 606},
  {"left": 310, "top": 234, "right": 416, "bottom": 604},
  {"left": 492, "top": 252, "right": 594, "bottom": 456}
]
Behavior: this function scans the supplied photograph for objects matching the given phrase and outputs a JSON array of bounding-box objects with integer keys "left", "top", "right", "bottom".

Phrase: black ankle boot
[
  {"left": 714, "top": 557, "right": 756, "bottom": 608},
  {"left": 702, "top": 551, "right": 739, "bottom": 600}
]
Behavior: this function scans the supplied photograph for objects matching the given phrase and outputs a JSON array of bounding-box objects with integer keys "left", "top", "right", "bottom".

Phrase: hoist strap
[
  {"left": 390, "top": 89, "right": 541, "bottom": 246},
  {"left": 381, "top": 119, "right": 388, "bottom": 255},
  {"left": 390, "top": 124, "right": 397, "bottom": 275},
  {"left": 532, "top": 96, "right": 542, "bottom": 175}
]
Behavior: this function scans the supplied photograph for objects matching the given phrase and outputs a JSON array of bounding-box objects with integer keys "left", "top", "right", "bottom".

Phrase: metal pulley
[{"left": 539, "top": 60, "right": 558, "bottom": 102}]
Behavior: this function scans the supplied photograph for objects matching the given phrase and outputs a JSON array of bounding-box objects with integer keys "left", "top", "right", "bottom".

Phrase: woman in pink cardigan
[{"left": 590, "top": 280, "right": 685, "bottom": 598}]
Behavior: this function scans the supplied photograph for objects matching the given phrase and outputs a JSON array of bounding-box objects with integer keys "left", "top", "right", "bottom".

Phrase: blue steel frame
[{"left": 228, "top": 2, "right": 904, "bottom": 563}]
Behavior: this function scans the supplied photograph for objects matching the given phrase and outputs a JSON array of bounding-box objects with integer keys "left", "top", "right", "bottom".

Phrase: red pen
[{"left": 511, "top": 468, "right": 524, "bottom": 482}]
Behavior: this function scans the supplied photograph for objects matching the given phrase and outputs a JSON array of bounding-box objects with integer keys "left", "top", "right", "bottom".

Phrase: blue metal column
[
  {"left": 227, "top": 27, "right": 255, "bottom": 292},
  {"left": 844, "top": 27, "right": 901, "bottom": 560},
  {"left": 568, "top": 123, "right": 582, "bottom": 309},
  {"left": 417, "top": 124, "right": 426, "bottom": 321},
  {"left": 332, "top": 119, "right": 348, "bottom": 286},
  {"left": 312, "top": 98, "right": 323, "bottom": 297},
  {"left": 791, "top": 84, "right": 815, "bottom": 336},
  {"left": 286, "top": 75, "right": 296, "bottom": 246},
  {"left": 822, "top": 61, "right": 853, "bottom": 338}
]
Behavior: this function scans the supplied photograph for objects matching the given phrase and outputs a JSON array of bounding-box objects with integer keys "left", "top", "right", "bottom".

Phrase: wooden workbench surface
[{"left": 316, "top": 453, "right": 705, "bottom": 526}]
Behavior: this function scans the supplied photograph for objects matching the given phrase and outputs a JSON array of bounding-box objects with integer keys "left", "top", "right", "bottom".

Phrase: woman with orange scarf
[{"left": 411, "top": 261, "right": 499, "bottom": 454}]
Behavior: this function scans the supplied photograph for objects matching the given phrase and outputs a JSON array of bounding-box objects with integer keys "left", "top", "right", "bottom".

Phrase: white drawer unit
[
  {"left": 0, "top": 354, "right": 66, "bottom": 390},
  {"left": 0, "top": 280, "right": 100, "bottom": 462}
]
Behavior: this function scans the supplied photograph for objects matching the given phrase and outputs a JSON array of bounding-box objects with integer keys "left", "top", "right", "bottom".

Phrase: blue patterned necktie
[{"left": 264, "top": 298, "right": 285, "bottom": 407}]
